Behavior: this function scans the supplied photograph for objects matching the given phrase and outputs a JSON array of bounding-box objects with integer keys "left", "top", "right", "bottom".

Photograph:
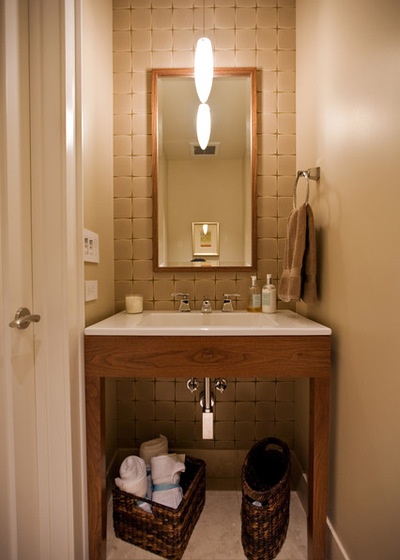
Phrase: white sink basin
[{"left": 84, "top": 310, "right": 331, "bottom": 336}]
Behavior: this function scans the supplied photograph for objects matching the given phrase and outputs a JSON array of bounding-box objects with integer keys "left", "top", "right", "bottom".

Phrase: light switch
[{"left": 84, "top": 229, "right": 99, "bottom": 263}]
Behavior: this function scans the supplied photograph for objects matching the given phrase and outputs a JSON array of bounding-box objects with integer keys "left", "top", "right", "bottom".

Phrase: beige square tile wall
[
  {"left": 113, "top": 0, "right": 296, "bottom": 452},
  {"left": 116, "top": 377, "right": 296, "bottom": 451}
]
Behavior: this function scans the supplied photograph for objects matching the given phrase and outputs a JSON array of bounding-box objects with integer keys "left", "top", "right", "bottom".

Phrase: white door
[
  {"left": 0, "top": 1, "right": 86, "bottom": 559},
  {"left": 0, "top": 1, "right": 42, "bottom": 557}
]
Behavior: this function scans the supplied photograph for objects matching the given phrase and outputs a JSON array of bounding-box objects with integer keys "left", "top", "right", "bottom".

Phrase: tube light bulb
[
  {"left": 196, "top": 103, "right": 211, "bottom": 150},
  {"left": 194, "top": 37, "right": 214, "bottom": 104}
]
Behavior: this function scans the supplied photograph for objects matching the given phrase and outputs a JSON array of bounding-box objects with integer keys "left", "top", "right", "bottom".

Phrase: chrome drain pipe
[{"left": 202, "top": 377, "right": 213, "bottom": 439}]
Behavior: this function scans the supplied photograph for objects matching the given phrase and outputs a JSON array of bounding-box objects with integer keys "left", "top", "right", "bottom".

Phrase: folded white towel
[
  {"left": 139, "top": 434, "right": 168, "bottom": 466},
  {"left": 151, "top": 453, "right": 186, "bottom": 509},
  {"left": 114, "top": 455, "right": 147, "bottom": 498}
]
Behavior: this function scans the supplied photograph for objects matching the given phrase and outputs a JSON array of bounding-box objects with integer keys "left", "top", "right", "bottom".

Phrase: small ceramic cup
[{"left": 125, "top": 294, "right": 143, "bottom": 314}]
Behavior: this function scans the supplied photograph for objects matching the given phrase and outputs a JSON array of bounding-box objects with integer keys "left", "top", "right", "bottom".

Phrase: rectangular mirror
[{"left": 152, "top": 68, "right": 257, "bottom": 271}]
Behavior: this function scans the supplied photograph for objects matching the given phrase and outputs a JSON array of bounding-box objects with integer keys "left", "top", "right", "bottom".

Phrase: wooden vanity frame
[{"left": 84, "top": 334, "right": 331, "bottom": 560}]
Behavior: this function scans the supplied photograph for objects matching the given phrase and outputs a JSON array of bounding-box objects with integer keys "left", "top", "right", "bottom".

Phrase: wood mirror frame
[{"left": 152, "top": 67, "right": 257, "bottom": 272}]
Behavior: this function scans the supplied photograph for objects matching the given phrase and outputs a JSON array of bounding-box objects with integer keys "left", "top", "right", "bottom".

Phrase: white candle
[{"left": 125, "top": 294, "right": 143, "bottom": 314}]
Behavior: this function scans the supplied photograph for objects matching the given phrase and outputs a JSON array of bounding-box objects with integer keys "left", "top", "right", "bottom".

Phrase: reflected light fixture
[
  {"left": 194, "top": 0, "right": 213, "bottom": 104},
  {"left": 196, "top": 103, "right": 211, "bottom": 150},
  {"left": 202, "top": 223, "right": 209, "bottom": 235}
]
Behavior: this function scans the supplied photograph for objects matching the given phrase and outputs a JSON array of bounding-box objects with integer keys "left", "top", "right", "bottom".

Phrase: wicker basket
[
  {"left": 113, "top": 455, "right": 206, "bottom": 560},
  {"left": 241, "top": 438, "right": 291, "bottom": 560}
]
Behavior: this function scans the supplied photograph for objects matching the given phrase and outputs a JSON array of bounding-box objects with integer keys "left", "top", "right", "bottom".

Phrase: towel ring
[
  {"left": 292, "top": 167, "right": 320, "bottom": 209},
  {"left": 293, "top": 170, "right": 310, "bottom": 209}
]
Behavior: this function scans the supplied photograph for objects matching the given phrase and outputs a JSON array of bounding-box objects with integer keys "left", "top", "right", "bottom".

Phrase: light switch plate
[
  {"left": 84, "top": 228, "right": 100, "bottom": 263},
  {"left": 85, "top": 280, "right": 98, "bottom": 302}
]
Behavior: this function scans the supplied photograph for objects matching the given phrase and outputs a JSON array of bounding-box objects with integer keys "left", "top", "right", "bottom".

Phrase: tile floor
[{"left": 107, "top": 491, "right": 307, "bottom": 560}]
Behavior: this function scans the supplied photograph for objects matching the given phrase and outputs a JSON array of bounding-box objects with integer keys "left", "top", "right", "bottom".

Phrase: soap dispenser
[
  {"left": 262, "top": 274, "right": 277, "bottom": 313},
  {"left": 247, "top": 275, "right": 261, "bottom": 312}
]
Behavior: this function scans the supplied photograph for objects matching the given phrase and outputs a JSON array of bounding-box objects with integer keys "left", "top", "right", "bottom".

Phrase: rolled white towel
[
  {"left": 151, "top": 454, "right": 186, "bottom": 485},
  {"left": 151, "top": 454, "right": 186, "bottom": 509},
  {"left": 139, "top": 434, "right": 168, "bottom": 466},
  {"left": 169, "top": 452, "right": 186, "bottom": 465},
  {"left": 115, "top": 455, "right": 147, "bottom": 498}
]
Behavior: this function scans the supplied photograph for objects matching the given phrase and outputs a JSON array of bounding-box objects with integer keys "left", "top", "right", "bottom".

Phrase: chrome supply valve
[
  {"left": 214, "top": 378, "right": 228, "bottom": 393},
  {"left": 222, "top": 294, "right": 240, "bottom": 312},
  {"left": 186, "top": 378, "right": 200, "bottom": 393},
  {"left": 171, "top": 292, "right": 191, "bottom": 312}
]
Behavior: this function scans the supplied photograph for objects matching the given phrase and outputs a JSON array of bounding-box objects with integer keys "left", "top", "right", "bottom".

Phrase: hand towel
[
  {"left": 151, "top": 453, "right": 186, "bottom": 509},
  {"left": 139, "top": 434, "right": 169, "bottom": 501},
  {"left": 139, "top": 434, "right": 168, "bottom": 466},
  {"left": 278, "top": 203, "right": 317, "bottom": 304},
  {"left": 301, "top": 204, "right": 317, "bottom": 304},
  {"left": 114, "top": 455, "right": 147, "bottom": 497}
]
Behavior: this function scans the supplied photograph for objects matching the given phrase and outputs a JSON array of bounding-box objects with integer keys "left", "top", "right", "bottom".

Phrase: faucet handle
[
  {"left": 171, "top": 292, "right": 191, "bottom": 312},
  {"left": 214, "top": 377, "right": 228, "bottom": 393},
  {"left": 222, "top": 293, "right": 240, "bottom": 312}
]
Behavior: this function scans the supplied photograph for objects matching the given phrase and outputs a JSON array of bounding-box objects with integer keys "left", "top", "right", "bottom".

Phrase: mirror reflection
[{"left": 152, "top": 68, "right": 257, "bottom": 271}]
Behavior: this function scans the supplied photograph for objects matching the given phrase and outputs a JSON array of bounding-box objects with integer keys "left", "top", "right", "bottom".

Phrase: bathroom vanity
[{"left": 84, "top": 310, "right": 331, "bottom": 560}]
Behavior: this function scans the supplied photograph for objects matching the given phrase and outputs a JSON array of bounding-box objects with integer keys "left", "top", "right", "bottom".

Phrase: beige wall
[
  {"left": 167, "top": 158, "right": 246, "bottom": 265},
  {"left": 297, "top": 0, "right": 400, "bottom": 558},
  {"left": 82, "top": 0, "right": 116, "bottom": 463},
  {"left": 83, "top": 0, "right": 115, "bottom": 327}
]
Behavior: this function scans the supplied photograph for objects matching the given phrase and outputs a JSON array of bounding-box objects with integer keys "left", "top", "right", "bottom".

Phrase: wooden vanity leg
[
  {"left": 85, "top": 376, "right": 106, "bottom": 560},
  {"left": 308, "top": 376, "right": 330, "bottom": 560}
]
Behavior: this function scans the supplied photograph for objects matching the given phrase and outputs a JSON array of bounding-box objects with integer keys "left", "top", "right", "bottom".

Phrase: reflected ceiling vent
[{"left": 190, "top": 142, "right": 220, "bottom": 156}]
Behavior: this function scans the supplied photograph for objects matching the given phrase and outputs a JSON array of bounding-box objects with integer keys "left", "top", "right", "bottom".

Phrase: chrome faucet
[
  {"left": 201, "top": 297, "right": 212, "bottom": 313},
  {"left": 222, "top": 293, "right": 240, "bottom": 312},
  {"left": 171, "top": 293, "right": 191, "bottom": 312}
]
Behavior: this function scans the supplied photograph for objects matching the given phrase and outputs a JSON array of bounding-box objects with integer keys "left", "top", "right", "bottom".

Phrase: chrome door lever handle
[{"left": 9, "top": 307, "right": 41, "bottom": 329}]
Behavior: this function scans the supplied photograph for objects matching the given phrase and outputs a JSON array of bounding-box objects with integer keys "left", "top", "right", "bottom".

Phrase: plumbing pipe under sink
[{"left": 202, "top": 377, "right": 213, "bottom": 439}]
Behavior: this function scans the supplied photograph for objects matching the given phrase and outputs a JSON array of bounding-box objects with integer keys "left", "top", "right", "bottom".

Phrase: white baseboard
[
  {"left": 327, "top": 518, "right": 351, "bottom": 560},
  {"left": 291, "top": 452, "right": 351, "bottom": 560}
]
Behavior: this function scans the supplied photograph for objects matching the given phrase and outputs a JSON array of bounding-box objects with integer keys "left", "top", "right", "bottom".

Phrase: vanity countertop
[{"left": 84, "top": 309, "right": 331, "bottom": 337}]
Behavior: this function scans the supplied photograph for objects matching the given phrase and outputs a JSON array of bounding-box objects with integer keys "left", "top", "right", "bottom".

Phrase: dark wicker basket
[
  {"left": 241, "top": 438, "right": 291, "bottom": 560},
  {"left": 113, "top": 455, "right": 206, "bottom": 560}
]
